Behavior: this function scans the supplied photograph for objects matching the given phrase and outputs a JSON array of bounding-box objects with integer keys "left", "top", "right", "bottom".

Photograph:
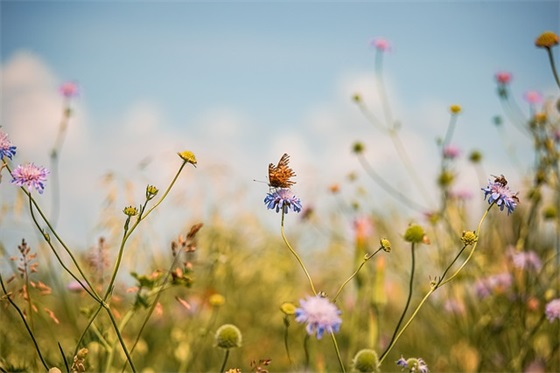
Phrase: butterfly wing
[{"left": 268, "top": 153, "right": 296, "bottom": 188}]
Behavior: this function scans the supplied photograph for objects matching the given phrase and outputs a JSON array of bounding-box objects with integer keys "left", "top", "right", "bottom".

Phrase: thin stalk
[
  {"left": 0, "top": 274, "right": 49, "bottom": 371},
  {"left": 219, "top": 349, "right": 230, "bottom": 373},
  {"left": 546, "top": 47, "right": 560, "bottom": 90},
  {"left": 332, "top": 248, "right": 382, "bottom": 303},
  {"left": 380, "top": 243, "right": 416, "bottom": 361},
  {"left": 280, "top": 209, "right": 317, "bottom": 295},
  {"left": 330, "top": 332, "right": 346, "bottom": 373}
]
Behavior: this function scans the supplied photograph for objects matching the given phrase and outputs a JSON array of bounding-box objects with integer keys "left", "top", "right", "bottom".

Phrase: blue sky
[{"left": 1, "top": 1, "right": 559, "bottom": 245}]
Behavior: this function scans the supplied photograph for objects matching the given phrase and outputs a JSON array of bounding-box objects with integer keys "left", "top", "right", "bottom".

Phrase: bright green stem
[
  {"left": 332, "top": 248, "right": 382, "bottom": 302},
  {"left": 330, "top": 332, "right": 346, "bottom": 373},
  {"left": 219, "top": 349, "right": 230, "bottom": 373},
  {"left": 280, "top": 210, "right": 317, "bottom": 295},
  {"left": 105, "top": 309, "right": 135, "bottom": 371},
  {"left": 0, "top": 274, "right": 49, "bottom": 371},
  {"left": 546, "top": 47, "right": 560, "bottom": 90},
  {"left": 380, "top": 243, "right": 416, "bottom": 361}
]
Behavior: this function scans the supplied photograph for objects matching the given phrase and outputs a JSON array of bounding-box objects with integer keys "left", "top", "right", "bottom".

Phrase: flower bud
[
  {"left": 178, "top": 150, "right": 197, "bottom": 167},
  {"left": 352, "top": 349, "right": 380, "bottom": 373},
  {"left": 403, "top": 224, "right": 426, "bottom": 244},
  {"left": 215, "top": 324, "right": 242, "bottom": 349}
]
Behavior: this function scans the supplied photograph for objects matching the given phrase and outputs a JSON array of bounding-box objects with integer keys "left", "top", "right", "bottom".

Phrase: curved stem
[
  {"left": 219, "top": 349, "right": 230, "bottom": 373},
  {"left": 330, "top": 332, "right": 346, "bottom": 373},
  {"left": 332, "top": 248, "right": 382, "bottom": 302},
  {"left": 546, "top": 47, "right": 560, "bottom": 90},
  {"left": 280, "top": 210, "right": 317, "bottom": 295},
  {"left": 380, "top": 243, "right": 415, "bottom": 361}
]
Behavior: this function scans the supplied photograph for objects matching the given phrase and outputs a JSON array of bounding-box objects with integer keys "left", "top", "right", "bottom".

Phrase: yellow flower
[
  {"left": 178, "top": 150, "right": 197, "bottom": 166},
  {"left": 123, "top": 206, "right": 138, "bottom": 216},
  {"left": 209, "top": 293, "right": 225, "bottom": 307},
  {"left": 450, "top": 104, "right": 462, "bottom": 114},
  {"left": 280, "top": 302, "right": 297, "bottom": 315},
  {"left": 535, "top": 31, "right": 559, "bottom": 48}
]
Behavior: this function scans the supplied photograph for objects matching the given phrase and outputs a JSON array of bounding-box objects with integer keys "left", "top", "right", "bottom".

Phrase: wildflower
[
  {"left": 145, "top": 184, "right": 158, "bottom": 200},
  {"left": 524, "top": 90, "right": 543, "bottom": 105},
  {"left": 214, "top": 324, "right": 242, "bottom": 349},
  {"left": 508, "top": 248, "right": 542, "bottom": 272},
  {"left": 437, "top": 170, "right": 455, "bottom": 187},
  {"left": 280, "top": 302, "right": 297, "bottom": 315},
  {"left": 370, "top": 38, "right": 390, "bottom": 52},
  {"left": 209, "top": 293, "right": 225, "bottom": 307},
  {"left": 443, "top": 144, "right": 461, "bottom": 159},
  {"left": 177, "top": 150, "right": 197, "bottom": 167},
  {"left": 380, "top": 238, "right": 391, "bottom": 252},
  {"left": 396, "top": 356, "right": 429, "bottom": 373},
  {"left": 11, "top": 163, "right": 49, "bottom": 194},
  {"left": 474, "top": 273, "right": 512, "bottom": 299},
  {"left": 0, "top": 130, "right": 17, "bottom": 160},
  {"left": 354, "top": 216, "right": 374, "bottom": 241},
  {"left": 403, "top": 224, "right": 426, "bottom": 244},
  {"left": 481, "top": 176, "right": 518, "bottom": 215},
  {"left": 495, "top": 71, "right": 512, "bottom": 85},
  {"left": 535, "top": 31, "right": 559, "bottom": 49},
  {"left": 295, "top": 295, "right": 342, "bottom": 339},
  {"left": 461, "top": 231, "right": 478, "bottom": 246},
  {"left": 545, "top": 298, "right": 560, "bottom": 322},
  {"left": 264, "top": 188, "right": 302, "bottom": 213},
  {"left": 123, "top": 206, "right": 138, "bottom": 216},
  {"left": 450, "top": 104, "right": 461, "bottom": 114},
  {"left": 59, "top": 81, "right": 79, "bottom": 98},
  {"left": 352, "top": 349, "right": 380, "bottom": 373}
]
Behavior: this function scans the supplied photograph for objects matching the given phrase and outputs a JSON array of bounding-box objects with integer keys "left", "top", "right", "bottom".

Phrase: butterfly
[{"left": 268, "top": 153, "right": 296, "bottom": 188}]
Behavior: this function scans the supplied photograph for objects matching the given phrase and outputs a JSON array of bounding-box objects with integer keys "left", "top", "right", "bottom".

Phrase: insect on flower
[
  {"left": 491, "top": 174, "right": 508, "bottom": 186},
  {"left": 268, "top": 153, "right": 296, "bottom": 189}
]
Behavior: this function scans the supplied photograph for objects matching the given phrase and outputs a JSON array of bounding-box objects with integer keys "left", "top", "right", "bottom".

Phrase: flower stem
[
  {"left": 332, "top": 248, "right": 382, "bottom": 303},
  {"left": 546, "top": 47, "right": 560, "bottom": 90},
  {"left": 280, "top": 210, "right": 317, "bottom": 295},
  {"left": 220, "top": 349, "right": 230, "bottom": 373},
  {"left": 380, "top": 243, "right": 416, "bottom": 361},
  {"left": 330, "top": 332, "right": 346, "bottom": 373}
]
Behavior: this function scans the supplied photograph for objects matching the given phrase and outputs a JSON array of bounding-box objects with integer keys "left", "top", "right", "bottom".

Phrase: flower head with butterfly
[{"left": 264, "top": 153, "right": 302, "bottom": 214}]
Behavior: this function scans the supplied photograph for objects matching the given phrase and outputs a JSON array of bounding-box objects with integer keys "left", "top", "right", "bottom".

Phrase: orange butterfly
[{"left": 268, "top": 153, "right": 296, "bottom": 188}]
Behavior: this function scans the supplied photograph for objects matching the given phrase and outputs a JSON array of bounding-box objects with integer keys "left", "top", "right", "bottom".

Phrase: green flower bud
[
  {"left": 215, "top": 324, "right": 242, "bottom": 349},
  {"left": 352, "top": 142, "right": 365, "bottom": 154},
  {"left": 380, "top": 238, "right": 391, "bottom": 253},
  {"left": 352, "top": 349, "right": 380, "bottom": 373},
  {"left": 146, "top": 185, "right": 159, "bottom": 200},
  {"left": 403, "top": 224, "right": 426, "bottom": 244},
  {"left": 123, "top": 206, "right": 138, "bottom": 216}
]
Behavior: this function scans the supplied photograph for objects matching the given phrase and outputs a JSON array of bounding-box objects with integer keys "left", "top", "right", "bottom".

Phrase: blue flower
[
  {"left": 11, "top": 163, "right": 49, "bottom": 194},
  {"left": 481, "top": 177, "right": 518, "bottom": 214},
  {"left": 396, "top": 356, "right": 429, "bottom": 373},
  {"left": 0, "top": 130, "right": 17, "bottom": 160},
  {"left": 264, "top": 188, "right": 302, "bottom": 213},
  {"left": 295, "top": 295, "right": 342, "bottom": 339}
]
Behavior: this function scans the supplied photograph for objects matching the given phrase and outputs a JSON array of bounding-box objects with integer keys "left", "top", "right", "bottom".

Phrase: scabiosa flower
[
  {"left": 352, "top": 349, "right": 380, "bottom": 373},
  {"left": 264, "top": 188, "right": 302, "bottom": 213},
  {"left": 443, "top": 144, "right": 461, "bottom": 159},
  {"left": 481, "top": 176, "right": 518, "bottom": 215},
  {"left": 59, "top": 81, "right": 79, "bottom": 98},
  {"left": 0, "top": 130, "right": 17, "bottom": 160},
  {"left": 545, "top": 298, "right": 560, "bottom": 322},
  {"left": 11, "top": 163, "right": 49, "bottom": 194},
  {"left": 295, "top": 295, "right": 342, "bottom": 339},
  {"left": 507, "top": 248, "right": 542, "bottom": 272},
  {"left": 474, "top": 273, "right": 512, "bottom": 299},
  {"left": 370, "top": 38, "right": 390, "bottom": 52},
  {"left": 396, "top": 356, "right": 429, "bottom": 373},
  {"left": 495, "top": 71, "right": 513, "bottom": 85}
]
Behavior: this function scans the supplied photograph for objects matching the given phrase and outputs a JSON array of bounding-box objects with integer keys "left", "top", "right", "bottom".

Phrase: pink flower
[
  {"left": 524, "top": 90, "right": 542, "bottom": 105},
  {"left": 545, "top": 298, "right": 560, "bottom": 322},
  {"left": 495, "top": 71, "right": 512, "bottom": 85},
  {"left": 370, "top": 38, "right": 390, "bottom": 52},
  {"left": 59, "top": 81, "right": 79, "bottom": 98},
  {"left": 11, "top": 163, "right": 49, "bottom": 194},
  {"left": 353, "top": 216, "right": 373, "bottom": 241},
  {"left": 443, "top": 144, "right": 461, "bottom": 159}
]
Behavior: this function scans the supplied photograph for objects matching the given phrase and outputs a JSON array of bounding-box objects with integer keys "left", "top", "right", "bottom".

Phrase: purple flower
[
  {"left": 508, "top": 248, "right": 542, "bottom": 272},
  {"left": 11, "top": 163, "right": 49, "bottom": 194},
  {"left": 0, "top": 130, "right": 17, "bottom": 160},
  {"left": 295, "top": 295, "right": 342, "bottom": 339},
  {"left": 396, "top": 356, "right": 429, "bottom": 373},
  {"left": 264, "top": 188, "right": 302, "bottom": 213},
  {"left": 474, "top": 273, "right": 512, "bottom": 299},
  {"left": 545, "top": 298, "right": 560, "bottom": 323},
  {"left": 481, "top": 177, "right": 518, "bottom": 215}
]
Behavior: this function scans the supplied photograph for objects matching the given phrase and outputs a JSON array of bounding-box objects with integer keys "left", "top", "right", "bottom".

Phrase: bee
[
  {"left": 492, "top": 174, "right": 508, "bottom": 186},
  {"left": 268, "top": 153, "right": 296, "bottom": 188}
]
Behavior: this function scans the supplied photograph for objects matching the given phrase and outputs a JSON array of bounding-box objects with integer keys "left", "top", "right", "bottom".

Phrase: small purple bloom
[
  {"left": 396, "top": 356, "right": 429, "bottom": 373},
  {"left": 545, "top": 298, "right": 560, "bottom": 323},
  {"left": 508, "top": 248, "right": 542, "bottom": 272},
  {"left": 481, "top": 177, "right": 518, "bottom": 215},
  {"left": 475, "top": 273, "right": 512, "bottom": 299},
  {"left": 59, "top": 81, "right": 79, "bottom": 98},
  {"left": 11, "top": 163, "right": 49, "bottom": 194},
  {"left": 0, "top": 130, "right": 17, "bottom": 160},
  {"left": 396, "top": 356, "right": 408, "bottom": 368},
  {"left": 264, "top": 188, "right": 302, "bottom": 213},
  {"left": 295, "top": 295, "right": 342, "bottom": 339}
]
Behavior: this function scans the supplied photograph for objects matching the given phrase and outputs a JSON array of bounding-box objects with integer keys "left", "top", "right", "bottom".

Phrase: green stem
[
  {"left": 332, "top": 248, "right": 382, "bottom": 302},
  {"left": 283, "top": 316, "right": 293, "bottom": 366},
  {"left": 380, "top": 243, "right": 416, "bottom": 361},
  {"left": 330, "top": 332, "right": 346, "bottom": 373},
  {"left": 546, "top": 47, "right": 560, "bottom": 90},
  {"left": 0, "top": 274, "right": 49, "bottom": 371},
  {"left": 280, "top": 209, "right": 317, "bottom": 295},
  {"left": 219, "top": 349, "right": 230, "bottom": 373}
]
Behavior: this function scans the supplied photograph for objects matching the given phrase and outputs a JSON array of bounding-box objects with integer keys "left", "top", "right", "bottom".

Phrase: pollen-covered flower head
[
  {"left": 11, "top": 163, "right": 49, "bottom": 194},
  {"left": 264, "top": 188, "right": 302, "bottom": 214},
  {"left": 535, "top": 31, "right": 559, "bottom": 49},
  {"left": 0, "top": 130, "right": 17, "bottom": 160},
  {"left": 481, "top": 175, "right": 518, "bottom": 215},
  {"left": 295, "top": 294, "right": 342, "bottom": 339},
  {"left": 545, "top": 298, "right": 560, "bottom": 322}
]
